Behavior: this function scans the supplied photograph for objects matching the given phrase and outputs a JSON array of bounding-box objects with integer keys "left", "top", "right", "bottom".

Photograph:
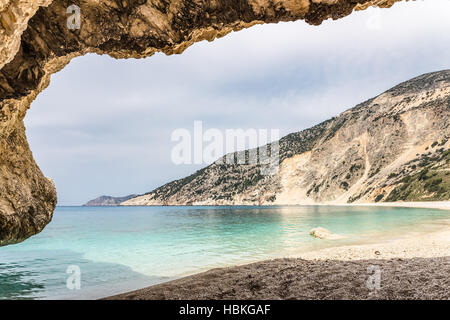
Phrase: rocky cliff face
[
  {"left": 0, "top": 0, "right": 404, "bottom": 245},
  {"left": 123, "top": 70, "right": 450, "bottom": 206}
]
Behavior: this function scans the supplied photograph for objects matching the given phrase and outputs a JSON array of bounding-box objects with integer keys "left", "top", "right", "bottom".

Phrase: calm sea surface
[{"left": 0, "top": 205, "right": 448, "bottom": 299}]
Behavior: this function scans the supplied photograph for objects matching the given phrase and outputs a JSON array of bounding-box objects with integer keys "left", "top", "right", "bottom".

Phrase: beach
[
  {"left": 107, "top": 202, "right": 450, "bottom": 300},
  {"left": 343, "top": 201, "right": 450, "bottom": 211}
]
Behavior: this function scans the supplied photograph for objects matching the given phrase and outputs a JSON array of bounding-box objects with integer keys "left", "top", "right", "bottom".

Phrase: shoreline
[
  {"left": 337, "top": 201, "right": 450, "bottom": 211},
  {"left": 81, "top": 200, "right": 450, "bottom": 211},
  {"left": 297, "top": 226, "right": 450, "bottom": 261},
  {"left": 106, "top": 215, "right": 450, "bottom": 300}
]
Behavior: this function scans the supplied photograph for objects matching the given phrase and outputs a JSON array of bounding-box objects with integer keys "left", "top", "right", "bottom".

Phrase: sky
[{"left": 25, "top": 0, "right": 450, "bottom": 205}]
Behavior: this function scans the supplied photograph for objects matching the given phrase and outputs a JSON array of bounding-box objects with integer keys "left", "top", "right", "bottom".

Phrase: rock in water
[
  {"left": 310, "top": 227, "right": 333, "bottom": 239},
  {"left": 310, "top": 227, "right": 345, "bottom": 240}
]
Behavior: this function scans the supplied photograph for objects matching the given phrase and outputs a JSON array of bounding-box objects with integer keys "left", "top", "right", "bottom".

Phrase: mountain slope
[
  {"left": 123, "top": 70, "right": 450, "bottom": 206},
  {"left": 84, "top": 195, "right": 137, "bottom": 206}
]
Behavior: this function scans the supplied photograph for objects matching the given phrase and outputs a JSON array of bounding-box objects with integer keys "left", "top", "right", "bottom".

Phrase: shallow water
[{"left": 0, "top": 205, "right": 448, "bottom": 299}]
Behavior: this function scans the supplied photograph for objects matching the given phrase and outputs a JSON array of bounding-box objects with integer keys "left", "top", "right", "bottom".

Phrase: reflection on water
[{"left": 0, "top": 205, "right": 448, "bottom": 299}]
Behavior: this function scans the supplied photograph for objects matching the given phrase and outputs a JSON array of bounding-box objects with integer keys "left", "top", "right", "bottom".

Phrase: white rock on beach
[{"left": 310, "top": 227, "right": 344, "bottom": 240}]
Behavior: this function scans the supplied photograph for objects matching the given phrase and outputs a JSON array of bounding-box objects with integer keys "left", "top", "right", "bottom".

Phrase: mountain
[
  {"left": 83, "top": 195, "right": 137, "bottom": 206},
  {"left": 122, "top": 70, "right": 450, "bottom": 206}
]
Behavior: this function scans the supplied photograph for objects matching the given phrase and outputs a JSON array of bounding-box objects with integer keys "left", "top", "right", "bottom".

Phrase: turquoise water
[{"left": 0, "top": 205, "right": 448, "bottom": 300}]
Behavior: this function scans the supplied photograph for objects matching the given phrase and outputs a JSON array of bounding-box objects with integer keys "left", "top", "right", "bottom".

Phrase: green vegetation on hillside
[{"left": 386, "top": 148, "right": 450, "bottom": 202}]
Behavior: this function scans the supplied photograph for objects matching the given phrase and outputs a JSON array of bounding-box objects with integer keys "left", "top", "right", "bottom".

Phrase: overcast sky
[{"left": 25, "top": 0, "right": 450, "bottom": 205}]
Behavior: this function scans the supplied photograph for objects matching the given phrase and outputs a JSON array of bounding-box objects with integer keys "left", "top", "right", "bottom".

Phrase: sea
[{"left": 0, "top": 205, "right": 448, "bottom": 299}]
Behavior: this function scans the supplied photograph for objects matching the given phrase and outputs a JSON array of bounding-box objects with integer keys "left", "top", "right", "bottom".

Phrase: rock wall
[{"left": 0, "top": 0, "right": 403, "bottom": 245}]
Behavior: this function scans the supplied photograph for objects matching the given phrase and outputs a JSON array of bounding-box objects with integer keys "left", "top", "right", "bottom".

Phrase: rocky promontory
[{"left": 83, "top": 195, "right": 137, "bottom": 206}]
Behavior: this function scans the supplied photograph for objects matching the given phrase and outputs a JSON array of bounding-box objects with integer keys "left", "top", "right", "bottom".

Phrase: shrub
[
  {"left": 374, "top": 194, "right": 384, "bottom": 202},
  {"left": 340, "top": 181, "right": 349, "bottom": 190}
]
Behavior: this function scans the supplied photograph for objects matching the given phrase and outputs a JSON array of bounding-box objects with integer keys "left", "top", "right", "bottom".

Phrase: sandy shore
[
  {"left": 107, "top": 223, "right": 450, "bottom": 300},
  {"left": 299, "top": 227, "right": 450, "bottom": 261},
  {"left": 343, "top": 201, "right": 450, "bottom": 211}
]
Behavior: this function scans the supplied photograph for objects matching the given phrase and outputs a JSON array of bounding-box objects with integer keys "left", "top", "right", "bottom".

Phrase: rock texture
[
  {"left": 83, "top": 194, "right": 137, "bottom": 206},
  {"left": 0, "top": 0, "right": 404, "bottom": 245},
  {"left": 123, "top": 70, "right": 450, "bottom": 206}
]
